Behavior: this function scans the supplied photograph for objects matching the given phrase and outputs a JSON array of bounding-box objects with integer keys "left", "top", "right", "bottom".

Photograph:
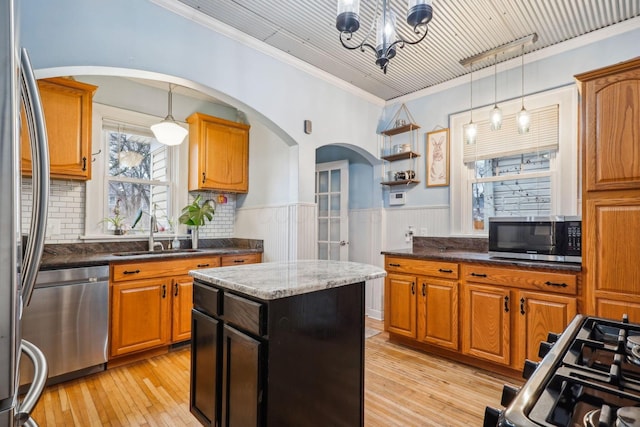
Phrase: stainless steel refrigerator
[{"left": 1, "top": 0, "right": 51, "bottom": 425}]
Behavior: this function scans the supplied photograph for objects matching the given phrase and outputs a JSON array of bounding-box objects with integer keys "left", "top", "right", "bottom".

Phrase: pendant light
[
  {"left": 516, "top": 46, "right": 531, "bottom": 134},
  {"left": 464, "top": 63, "right": 477, "bottom": 145},
  {"left": 490, "top": 54, "right": 502, "bottom": 131},
  {"left": 151, "top": 84, "right": 188, "bottom": 146}
]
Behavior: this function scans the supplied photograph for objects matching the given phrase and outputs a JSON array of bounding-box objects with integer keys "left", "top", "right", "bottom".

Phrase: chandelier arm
[
  {"left": 398, "top": 24, "right": 429, "bottom": 46},
  {"left": 339, "top": 31, "right": 367, "bottom": 50}
]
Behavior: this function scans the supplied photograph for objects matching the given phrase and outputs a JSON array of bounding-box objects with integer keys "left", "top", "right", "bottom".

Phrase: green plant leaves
[{"left": 179, "top": 195, "right": 215, "bottom": 227}]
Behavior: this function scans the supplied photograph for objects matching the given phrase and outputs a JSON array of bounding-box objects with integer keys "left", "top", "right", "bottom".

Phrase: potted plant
[
  {"left": 101, "top": 199, "right": 127, "bottom": 235},
  {"left": 179, "top": 195, "right": 214, "bottom": 249}
]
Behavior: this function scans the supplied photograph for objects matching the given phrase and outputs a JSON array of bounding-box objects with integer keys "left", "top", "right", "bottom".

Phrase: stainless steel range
[{"left": 485, "top": 315, "right": 640, "bottom": 427}]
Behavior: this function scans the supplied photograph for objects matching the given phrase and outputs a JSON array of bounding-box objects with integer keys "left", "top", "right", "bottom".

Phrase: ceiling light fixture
[
  {"left": 336, "top": 0, "right": 433, "bottom": 74},
  {"left": 516, "top": 45, "right": 531, "bottom": 134},
  {"left": 151, "top": 84, "right": 188, "bottom": 146},
  {"left": 490, "top": 54, "right": 502, "bottom": 131},
  {"left": 464, "top": 63, "right": 477, "bottom": 145}
]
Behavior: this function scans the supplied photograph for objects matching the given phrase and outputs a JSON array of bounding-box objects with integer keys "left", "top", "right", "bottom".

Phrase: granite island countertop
[{"left": 190, "top": 259, "right": 387, "bottom": 300}]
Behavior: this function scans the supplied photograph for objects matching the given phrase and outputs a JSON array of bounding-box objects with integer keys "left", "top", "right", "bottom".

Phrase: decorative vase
[
  {"left": 191, "top": 227, "right": 199, "bottom": 249},
  {"left": 114, "top": 228, "right": 124, "bottom": 235}
]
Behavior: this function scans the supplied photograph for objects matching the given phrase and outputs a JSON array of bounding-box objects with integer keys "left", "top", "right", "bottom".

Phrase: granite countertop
[
  {"left": 382, "top": 236, "right": 582, "bottom": 272},
  {"left": 190, "top": 260, "right": 387, "bottom": 300},
  {"left": 38, "top": 238, "right": 263, "bottom": 269}
]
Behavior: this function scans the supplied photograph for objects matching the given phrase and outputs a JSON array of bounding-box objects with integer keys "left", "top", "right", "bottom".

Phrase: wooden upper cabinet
[
  {"left": 21, "top": 77, "right": 97, "bottom": 180},
  {"left": 187, "top": 112, "right": 250, "bottom": 193},
  {"left": 576, "top": 57, "right": 640, "bottom": 192}
]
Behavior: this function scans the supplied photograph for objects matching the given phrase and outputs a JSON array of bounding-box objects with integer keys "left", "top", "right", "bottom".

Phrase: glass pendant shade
[
  {"left": 336, "top": 0, "right": 360, "bottom": 32},
  {"left": 375, "top": 8, "right": 397, "bottom": 69},
  {"left": 465, "top": 122, "right": 477, "bottom": 145},
  {"left": 152, "top": 85, "right": 188, "bottom": 146},
  {"left": 490, "top": 105, "right": 502, "bottom": 131},
  {"left": 151, "top": 119, "right": 188, "bottom": 146},
  {"left": 517, "top": 107, "right": 531, "bottom": 134},
  {"left": 407, "top": 0, "right": 433, "bottom": 27}
]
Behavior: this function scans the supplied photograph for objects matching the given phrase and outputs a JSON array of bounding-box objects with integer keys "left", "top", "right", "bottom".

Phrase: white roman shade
[{"left": 463, "top": 104, "right": 559, "bottom": 163}]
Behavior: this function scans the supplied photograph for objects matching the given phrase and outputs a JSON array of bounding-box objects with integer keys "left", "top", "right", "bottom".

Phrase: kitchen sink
[{"left": 112, "top": 249, "right": 202, "bottom": 256}]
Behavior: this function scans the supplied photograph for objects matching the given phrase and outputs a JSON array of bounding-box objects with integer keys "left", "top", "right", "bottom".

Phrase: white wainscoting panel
[
  {"left": 235, "top": 202, "right": 317, "bottom": 262},
  {"left": 383, "top": 205, "right": 450, "bottom": 251}
]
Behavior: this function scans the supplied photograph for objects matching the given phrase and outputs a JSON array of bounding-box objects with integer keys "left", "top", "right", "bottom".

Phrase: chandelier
[{"left": 336, "top": 0, "right": 433, "bottom": 74}]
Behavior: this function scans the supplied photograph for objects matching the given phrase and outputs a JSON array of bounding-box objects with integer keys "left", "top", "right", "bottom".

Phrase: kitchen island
[{"left": 189, "top": 260, "right": 386, "bottom": 427}]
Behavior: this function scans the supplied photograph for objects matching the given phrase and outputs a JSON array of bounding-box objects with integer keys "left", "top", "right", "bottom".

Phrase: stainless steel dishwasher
[{"left": 19, "top": 265, "right": 109, "bottom": 387}]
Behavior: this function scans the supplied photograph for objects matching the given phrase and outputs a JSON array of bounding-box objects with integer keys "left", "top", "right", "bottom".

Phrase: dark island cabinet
[{"left": 190, "top": 279, "right": 365, "bottom": 427}]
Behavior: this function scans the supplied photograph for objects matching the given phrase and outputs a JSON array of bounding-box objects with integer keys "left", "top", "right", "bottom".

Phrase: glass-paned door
[{"left": 316, "top": 160, "right": 349, "bottom": 260}]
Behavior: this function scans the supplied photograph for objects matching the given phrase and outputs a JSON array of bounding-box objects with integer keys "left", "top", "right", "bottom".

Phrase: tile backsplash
[{"left": 21, "top": 179, "right": 236, "bottom": 243}]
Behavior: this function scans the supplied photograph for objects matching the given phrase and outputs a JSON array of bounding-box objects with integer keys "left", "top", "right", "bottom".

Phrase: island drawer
[
  {"left": 193, "top": 282, "right": 220, "bottom": 317},
  {"left": 223, "top": 293, "right": 265, "bottom": 337}
]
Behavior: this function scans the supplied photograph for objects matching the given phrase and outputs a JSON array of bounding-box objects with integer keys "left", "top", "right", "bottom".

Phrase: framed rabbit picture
[{"left": 426, "top": 128, "right": 450, "bottom": 187}]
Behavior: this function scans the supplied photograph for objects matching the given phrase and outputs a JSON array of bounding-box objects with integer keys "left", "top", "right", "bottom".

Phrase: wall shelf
[
  {"left": 381, "top": 179, "right": 421, "bottom": 186},
  {"left": 381, "top": 151, "right": 421, "bottom": 162},
  {"left": 381, "top": 123, "right": 421, "bottom": 136}
]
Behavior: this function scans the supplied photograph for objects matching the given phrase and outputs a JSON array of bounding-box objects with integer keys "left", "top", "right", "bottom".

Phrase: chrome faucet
[{"left": 149, "top": 204, "right": 164, "bottom": 252}]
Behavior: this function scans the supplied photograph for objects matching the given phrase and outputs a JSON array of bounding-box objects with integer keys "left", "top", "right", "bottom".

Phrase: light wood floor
[{"left": 30, "top": 319, "right": 515, "bottom": 426}]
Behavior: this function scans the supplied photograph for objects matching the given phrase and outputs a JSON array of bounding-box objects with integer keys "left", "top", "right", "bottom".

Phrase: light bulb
[
  {"left": 465, "top": 122, "right": 477, "bottom": 145},
  {"left": 490, "top": 105, "right": 502, "bottom": 131},
  {"left": 517, "top": 107, "right": 530, "bottom": 134}
]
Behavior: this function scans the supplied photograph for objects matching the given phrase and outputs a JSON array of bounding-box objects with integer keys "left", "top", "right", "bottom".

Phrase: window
[
  {"left": 85, "top": 103, "right": 185, "bottom": 238},
  {"left": 449, "top": 86, "right": 578, "bottom": 235},
  {"left": 103, "top": 123, "right": 172, "bottom": 234}
]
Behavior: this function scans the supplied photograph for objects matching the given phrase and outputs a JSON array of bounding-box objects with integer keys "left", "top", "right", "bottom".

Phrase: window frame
[
  {"left": 449, "top": 85, "right": 579, "bottom": 235},
  {"left": 84, "top": 103, "right": 188, "bottom": 239}
]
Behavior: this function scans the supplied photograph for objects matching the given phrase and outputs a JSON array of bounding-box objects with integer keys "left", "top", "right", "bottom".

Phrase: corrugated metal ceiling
[{"left": 175, "top": 0, "right": 640, "bottom": 100}]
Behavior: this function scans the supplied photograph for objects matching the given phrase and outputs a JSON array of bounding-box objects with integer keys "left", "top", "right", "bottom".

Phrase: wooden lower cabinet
[
  {"left": 109, "top": 253, "right": 261, "bottom": 361},
  {"left": 461, "top": 264, "right": 577, "bottom": 370},
  {"left": 461, "top": 283, "right": 511, "bottom": 365},
  {"left": 385, "top": 273, "right": 417, "bottom": 338},
  {"left": 172, "top": 275, "right": 195, "bottom": 342},
  {"left": 417, "top": 278, "right": 459, "bottom": 350},
  {"left": 384, "top": 257, "right": 459, "bottom": 350},
  {"left": 384, "top": 256, "right": 579, "bottom": 374},
  {"left": 110, "top": 278, "right": 171, "bottom": 357}
]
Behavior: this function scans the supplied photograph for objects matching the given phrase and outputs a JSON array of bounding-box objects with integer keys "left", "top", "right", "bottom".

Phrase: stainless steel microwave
[{"left": 488, "top": 216, "right": 582, "bottom": 263}]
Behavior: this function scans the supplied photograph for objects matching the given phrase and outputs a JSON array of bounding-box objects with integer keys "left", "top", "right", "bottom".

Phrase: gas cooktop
[{"left": 485, "top": 315, "right": 640, "bottom": 427}]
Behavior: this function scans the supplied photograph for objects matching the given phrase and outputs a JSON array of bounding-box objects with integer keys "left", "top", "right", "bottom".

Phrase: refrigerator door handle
[
  {"left": 19, "top": 48, "right": 49, "bottom": 309},
  {"left": 15, "top": 340, "right": 48, "bottom": 425}
]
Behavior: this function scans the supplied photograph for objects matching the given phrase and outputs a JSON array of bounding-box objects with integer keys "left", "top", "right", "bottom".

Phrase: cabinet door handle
[
  {"left": 197, "top": 263, "right": 210, "bottom": 268},
  {"left": 422, "top": 283, "right": 426, "bottom": 297},
  {"left": 471, "top": 272, "right": 487, "bottom": 278},
  {"left": 174, "top": 283, "right": 179, "bottom": 297},
  {"left": 162, "top": 284, "right": 166, "bottom": 298},
  {"left": 123, "top": 269, "right": 140, "bottom": 275},
  {"left": 520, "top": 298, "right": 525, "bottom": 315},
  {"left": 438, "top": 268, "right": 453, "bottom": 273},
  {"left": 82, "top": 157, "right": 87, "bottom": 171},
  {"left": 544, "top": 281, "right": 568, "bottom": 288},
  {"left": 389, "top": 263, "right": 401, "bottom": 267},
  {"left": 504, "top": 296, "right": 510, "bottom": 313},
  {"left": 411, "top": 282, "right": 415, "bottom": 295},
  {"left": 202, "top": 172, "right": 206, "bottom": 184},
  {"left": 234, "top": 259, "right": 245, "bottom": 263}
]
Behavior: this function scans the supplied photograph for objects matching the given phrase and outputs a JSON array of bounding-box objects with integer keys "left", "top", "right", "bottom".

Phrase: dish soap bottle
[{"left": 172, "top": 235, "right": 180, "bottom": 250}]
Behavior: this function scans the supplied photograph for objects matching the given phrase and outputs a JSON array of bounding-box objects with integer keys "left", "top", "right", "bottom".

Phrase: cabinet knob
[
  {"left": 197, "top": 263, "right": 210, "bottom": 268},
  {"left": 438, "top": 268, "right": 453, "bottom": 273},
  {"left": 520, "top": 297, "right": 525, "bottom": 315},
  {"left": 174, "top": 283, "right": 179, "bottom": 297},
  {"left": 411, "top": 282, "right": 415, "bottom": 295},
  {"left": 389, "top": 263, "right": 401, "bottom": 267},
  {"left": 123, "top": 269, "right": 140, "bottom": 275},
  {"left": 82, "top": 156, "right": 87, "bottom": 171},
  {"left": 504, "top": 296, "right": 509, "bottom": 313},
  {"left": 471, "top": 272, "right": 487, "bottom": 278},
  {"left": 422, "top": 283, "right": 426, "bottom": 297},
  {"left": 162, "top": 284, "right": 166, "bottom": 298},
  {"left": 544, "top": 281, "right": 567, "bottom": 288},
  {"left": 202, "top": 172, "right": 206, "bottom": 184}
]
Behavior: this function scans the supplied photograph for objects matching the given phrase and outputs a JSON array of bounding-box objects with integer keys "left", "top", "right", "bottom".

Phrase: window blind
[{"left": 463, "top": 104, "right": 559, "bottom": 163}]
